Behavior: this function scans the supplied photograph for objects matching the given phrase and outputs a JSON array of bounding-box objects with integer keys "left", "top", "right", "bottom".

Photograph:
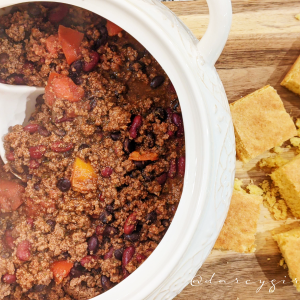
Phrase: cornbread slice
[
  {"left": 273, "top": 228, "right": 300, "bottom": 291},
  {"left": 271, "top": 155, "right": 300, "bottom": 218},
  {"left": 214, "top": 190, "right": 262, "bottom": 253},
  {"left": 230, "top": 85, "right": 297, "bottom": 162},
  {"left": 281, "top": 56, "right": 300, "bottom": 95}
]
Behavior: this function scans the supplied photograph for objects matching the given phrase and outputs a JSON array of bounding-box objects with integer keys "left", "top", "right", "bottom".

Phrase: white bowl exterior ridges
[{"left": 0, "top": 1, "right": 235, "bottom": 299}]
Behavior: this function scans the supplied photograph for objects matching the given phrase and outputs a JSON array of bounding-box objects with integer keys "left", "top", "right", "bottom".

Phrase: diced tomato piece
[
  {"left": 51, "top": 260, "right": 73, "bottom": 284},
  {"left": 46, "top": 35, "right": 61, "bottom": 54},
  {"left": 45, "top": 72, "right": 85, "bottom": 106},
  {"left": 58, "top": 25, "right": 84, "bottom": 65},
  {"left": 0, "top": 180, "right": 25, "bottom": 213},
  {"left": 129, "top": 151, "right": 159, "bottom": 161},
  {"left": 106, "top": 20, "right": 123, "bottom": 36}
]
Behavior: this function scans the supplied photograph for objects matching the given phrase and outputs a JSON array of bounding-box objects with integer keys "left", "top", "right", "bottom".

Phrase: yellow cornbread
[
  {"left": 214, "top": 190, "right": 262, "bottom": 253},
  {"left": 273, "top": 228, "right": 300, "bottom": 291},
  {"left": 281, "top": 56, "right": 300, "bottom": 96},
  {"left": 230, "top": 85, "right": 297, "bottom": 163},
  {"left": 271, "top": 155, "right": 300, "bottom": 218}
]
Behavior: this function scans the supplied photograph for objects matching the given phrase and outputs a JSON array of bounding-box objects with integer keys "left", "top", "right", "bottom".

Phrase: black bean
[
  {"left": 36, "top": 94, "right": 45, "bottom": 105},
  {"left": 61, "top": 252, "right": 70, "bottom": 259},
  {"left": 101, "top": 275, "right": 114, "bottom": 291},
  {"left": 103, "top": 226, "right": 118, "bottom": 237},
  {"left": 89, "top": 98, "right": 97, "bottom": 112},
  {"left": 124, "top": 233, "right": 139, "bottom": 242},
  {"left": 78, "top": 144, "right": 90, "bottom": 151},
  {"left": 28, "top": 3, "right": 41, "bottom": 16},
  {"left": 122, "top": 43, "right": 136, "bottom": 50},
  {"left": 110, "top": 132, "right": 120, "bottom": 141},
  {"left": 114, "top": 248, "right": 123, "bottom": 261},
  {"left": 38, "top": 126, "right": 51, "bottom": 137},
  {"left": 26, "top": 174, "right": 33, "bottom": 181},
  {"left": 154, "top": 107, "right": 167, "bottom": 122},
  {"left": 133, "top": 161, "right": 146, "bottom": 170},
  {"left": 106, "top": 205, "right": 114, "bottom": 213},
  {"left": 135, "top": 223, "right": 143, "bottom": 233},
  {"left": 87, "top": 235, "right": 99, "bottom": 252},
  {"left": 54, "top": 128, "right": 66, "bottom": 137},
  {"left": 6, "top": 220, "right": 13, "bottom": 230},
  {"left": 0, "top": 53, "right": 9, "bottom": 64},
  {"left": 0, "top": 27, "right": 6, "bottom": 38},
  {"left": 99, "top": 210, "right": 114, "bottom": 224},
  {"left": 46, "top": 219, "right": 56, "bottom": 232},
  {"left": 70, "top": 266, "right": 83, "bottom": 278},
  {"left": 123, "top": 138, "right": 135, "bottom": 154},
  {"left": 150, "top": 75, "right": 165, "bottom": 89},
  {"left": 146, "top": 211, "right": 157, "bottom": 224},
  {"left": 93, "top": 26, "right": 108, "bottom": 50},
  {"left": 129, "top": 61, "right": 146, "bottom": 73},
  {"left": 161, "top": 219, "right": 169, "bottom": 227},
  {"left": 9, "top": 74, "right": 24, "bottom": 85},
  {"left": 142, "top": 171, "right": 154, "bottom": 182},
  {"left": 57, "top": 178, "right": 71, "bottom": 192},
  {"left": 109, "top": 44, "right": 118, "bottom": 52},
  {"left": 146, "top": 132, "right": 155, "bottom": 148},
  {"left": 32, "top": 284, "right": 46, "bottom": 292},
  {"left": 103, "top": 236, "right": 110, "bottom": 243},
  {"left": 34, "top": 183, "right": 40, "bottom": 191},
  {"left": 70, "top": 60, "right": 83, "bottom": 74}
]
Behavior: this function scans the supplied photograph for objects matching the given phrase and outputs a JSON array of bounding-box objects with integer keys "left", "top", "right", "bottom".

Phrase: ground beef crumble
[{"left": 0, "top": 3, "right": 185, "bottom": 300}]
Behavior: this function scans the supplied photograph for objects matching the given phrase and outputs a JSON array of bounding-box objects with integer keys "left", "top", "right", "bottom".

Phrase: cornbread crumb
[
  {"left": 274, "top": 228, "right": 300, "bottom": 291},
  {"left": 281, "top": 56, "right": 300, "bottom": 96},
  {"left": 214, "top": 190, "right": 262, "bottom": 253},
  {"left": 234, "top": 178, "right": 246, "bottom": 193},
  {"left": 261, "top": 180, "right": 288, "bottom": 220},
  {"left": 290, "top": 137, "right": 300, "bottom": 148},
  {"left": 230, "top": 85, "right": 297, "bottom": 162},
  {"left": 279, "top": 258, "right": 285, "bottom": 266},
  {"left": 267, "top": 258, "right": 271, "bottom": 261},
  {"left": 247, "top": 184, "right": 263, "bottom": 196},
  {"left": 271, "top": 155, "right": 300, "bottom": 218},
  {"left": 258, "top": 155, "right": 288, "bottom": 169},
  {"left": 272, "top": 146, "right": 284, "bottom": 154},
  {"left": 295, "top": 14, "right": 300, "bottom": 21}
]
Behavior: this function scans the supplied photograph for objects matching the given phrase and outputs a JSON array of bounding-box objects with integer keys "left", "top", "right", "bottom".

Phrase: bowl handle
[{"left": 197, "top": 0, "right": 232, "bottom": 66}]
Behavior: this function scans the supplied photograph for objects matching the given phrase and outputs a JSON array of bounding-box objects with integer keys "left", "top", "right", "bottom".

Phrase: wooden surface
[{"left": 164, "top": 1, "right": 300, "bottom": 299}]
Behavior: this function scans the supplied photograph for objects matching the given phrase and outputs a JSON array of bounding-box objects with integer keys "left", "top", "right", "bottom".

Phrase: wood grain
[{"left": 163, "top": 1, "right": 300, "bottom": 299}]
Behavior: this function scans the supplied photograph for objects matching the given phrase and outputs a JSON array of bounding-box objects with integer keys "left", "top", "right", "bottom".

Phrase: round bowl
[{"left": 0, "top": 1, "right": 236, "bottom": 299}]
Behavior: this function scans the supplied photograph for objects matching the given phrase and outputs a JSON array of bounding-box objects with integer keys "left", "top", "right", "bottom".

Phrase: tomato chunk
[
  {"left": 106, "top": 20, "right": 123, "bottom": 36},
  {"left": 51, "top": 261, "right": 73, "bottom": 284},
  {"left": 45, "top": 72, "right": 85, "bottom": 106},
  {"left": 58, "top": 25, "right": 84, "bottom": 65},
  {"left": 0, "top": 180, "right": 25, "bottom": 213},
  {"left": 129, "top": 151, "right": 159, "bottom": 161},
  {"left": 46, "top": 35, "right": 61, "bottom": 54}
]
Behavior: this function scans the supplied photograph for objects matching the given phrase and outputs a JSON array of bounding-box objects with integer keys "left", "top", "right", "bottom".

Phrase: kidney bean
[
  {"left": 168, "top": 82, "right": 176, "bottom": 94},
  {"left": 101, "top": 275, "right": 114, "bottom": 291},
  {"left": 168, "top": 159, "right": 177, "bottom": 179},
  {"left": 0, "top": 78, "right": 6, "bottom": 84},
  {"left": 87, "top": 235, "right": 99, "bottom": 253},
  {"left": 101, "top": 167, "right": 113, "bottom": 178},
  {"left": 57, "top": 178, "right": 71, "bottom": 192},
  {"left": 70, "top": 262, "right": 85, "bottom": 278},
  {"left": 54, "top": 128, "right": 66, "bottom": 137},
  {"left": 28, "top": 3, "right": 41, "bottom": 16},
  {"left": 124, "top": 233, "right": 139, "bottom": 242},
  {"left": 36, "top": 94, "right": 44, "bottom": 105},
  {"left": 129, "top": 115, "right": 142, "bottom": 139},
  {"left": 83, "top": 51, "right": 99, "bottom": 72},
  {"left": 146, "top": 211, "right": 157, "bottom": 224},
  {"left": 2, "top": 274, "right": 16, "bottom": 284},
  {"left": 123, "top": 138, "right": 135, "bottom": 154},
  {"left": 38, "top": 126, "right": 51, "bottom": 137},
  {"left": 103, "top": 226, "right": 118, "bottom": 237},
  {"left": 122, "top": 246, "right": 135, "bottom": 267},
  {"left": 136, "top": 253, "right": 147, "bottom": 264},
  {"left": 124, "top": 213, "right": 137, "bottom": 235},
  {"left": 114, "top": 248, "right": 124, "bottom": 261},
  {"left": 95, "top": 225, "right": 104, "bottom": 236},
  {"left": 156, "top": 172, "right": 168, "bottom": 185},
  {"left": 110, "top": 132, "right": 120, "bottom": 141},
  {"left": 176, "top": 125, "right": 184, "bottom": 137},
  {"left": 99, "top": 193, "right": 105, "bottom": 202},
  {"left": 29, "top": 145, "right": 46, "bottom": 159},
  {"left": 106, "top": 205, "right": 114, "bottom": 213},
  {"left": 10, "top": 74, "right": 24, "bottom": 85},
  {"left": 42, "top": 2, "right": 59, "bottom": 8},
  {"left": 122, "top": 268, "right": 130, "bottom": 279},
  {"left": 171, "top": 113, "right": 183, "bottom": 127},
  {"left": 51, "top": 141, "right": 73, "bottom": 153},
  {"left": 0, "top": 53, "right": 9, "bottom": 65},
  {"left": 27, "top": 217, "right": 34, "bottom": 227},
  {"left": 150, "top": 75, "right": 165, "bottom": 89},
  {"left": 48, "top": 3, "right": 69, "bottom": 23},
  {"left": 104, "top": 246, "right": 114, "bottom": 260},
  {"left": 29, "top": 160, "right": 40, "bottom": 169},
  {"left": 24, "top": 124, "right": 39, "bottom": 133},
  {"left": 93, "top": 26, "right": 108, "bottom": 50},
  {"left": 16, "top": 240, "right": 31, "bottom": 261},
  {"left": 80, "top": 255, "right": 97, "bottom": 267},
  {"left": 55, "top": 115, "right": 75, "bottom": 123},
  {"left": 46, "top": 220, "right": 56, "bottom": 232},
  {"left": 4, "top": 230, "right": 14, "bottom": 249},
  {"left": 178, "top": 156, "right": 185, "bottom": 176},
  {"left": 6, "top": 151, "right": 15, "bottom": 161}
]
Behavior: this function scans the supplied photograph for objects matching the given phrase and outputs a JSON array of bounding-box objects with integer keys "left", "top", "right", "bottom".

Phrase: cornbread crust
[
  {"left": 230, "top": 85, "right": 297, "bottom": 162},
  {"left": 273, "top": 228, "right": 300, "bottom": 291},
  {"left": 271, "top": 155, "right": 300, "bottom": 218},
  {"left": 281, "top": 56, "right": 300, "bottom": 96},
  {"left": 214, "top": 190, "right": 262, "bottom": 253}
]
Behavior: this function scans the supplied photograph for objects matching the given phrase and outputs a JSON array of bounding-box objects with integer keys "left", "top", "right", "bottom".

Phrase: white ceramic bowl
[{"left": 0, "top": 1, "right": 235, "bottom": 299}]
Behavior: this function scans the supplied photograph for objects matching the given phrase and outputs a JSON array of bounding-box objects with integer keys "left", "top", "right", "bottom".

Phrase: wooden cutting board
[{"left": 163, "top": 1, "right": 300, "bottom": 299}]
